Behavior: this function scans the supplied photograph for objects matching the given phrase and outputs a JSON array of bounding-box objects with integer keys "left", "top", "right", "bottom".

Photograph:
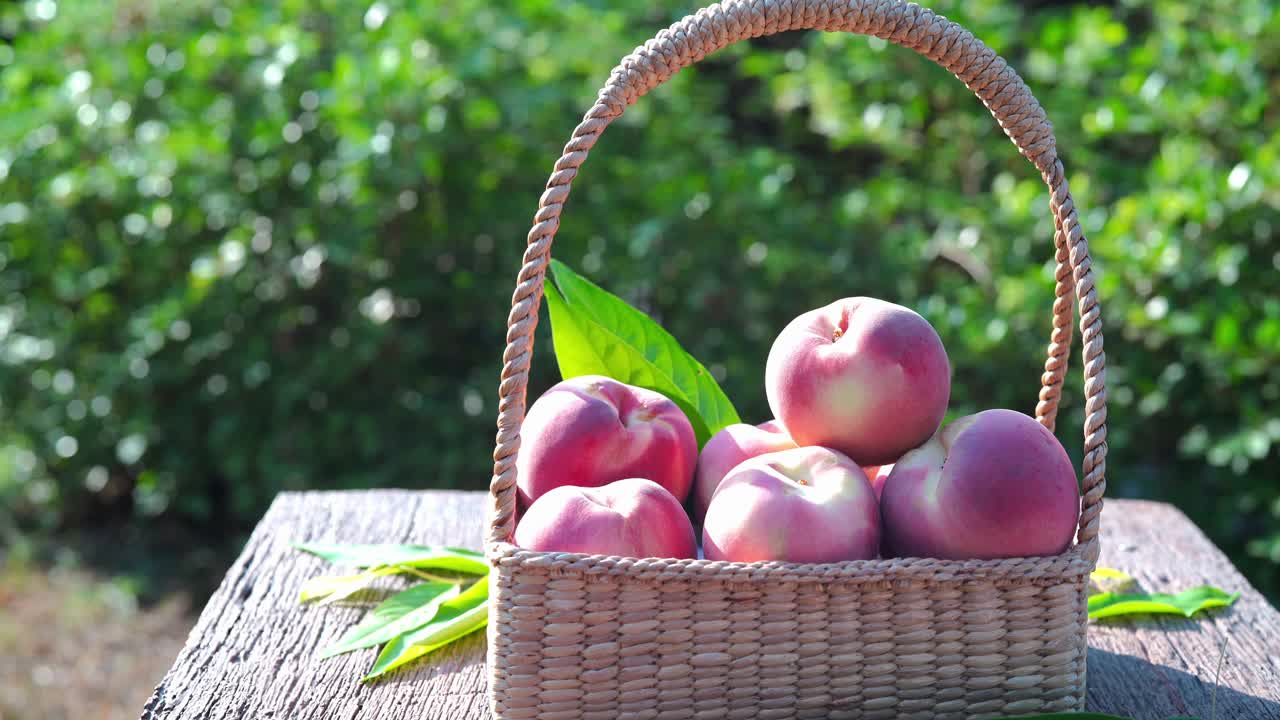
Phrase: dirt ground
[{"left": 0, "top": 563, "right": 194, "bottom": 720}]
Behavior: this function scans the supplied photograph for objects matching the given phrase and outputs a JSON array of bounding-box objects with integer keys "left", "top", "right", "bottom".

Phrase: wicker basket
[{"left": 485, "top": 1, "right": 1109, "bottom": 718}]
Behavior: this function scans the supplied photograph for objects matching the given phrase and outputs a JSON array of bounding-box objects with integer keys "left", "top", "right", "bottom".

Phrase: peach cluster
[
  {"left": 512, "top": 297, "right": 1080, "bottom": 565},
  {"left": 513, "top": 375, "right": 700, "bottom": 559}
]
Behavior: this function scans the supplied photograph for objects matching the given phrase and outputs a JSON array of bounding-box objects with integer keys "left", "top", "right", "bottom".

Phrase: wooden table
[{"left": 141, "top": 491, "right": 1280, "bottom": 719}]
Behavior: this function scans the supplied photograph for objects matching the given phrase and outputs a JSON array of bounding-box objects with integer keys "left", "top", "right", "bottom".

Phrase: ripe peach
[
  {"left": 765, "top": 297, "right": 950, "bottom": 465},
  {"left": 757, "top": 419, "right": 787, "bottom": 434},
  {"left": 879, "top": 409, "right": 1080, "bottom": 559},
  {"left": 513, "top": 478, "right": 697, "bottom": 559},
  {"left": 862, "top": 464, "right": 893, "bottom": 500},
  {"left": 692, "top": 420, "right": 796, "bottom": 524},
  {"left": 702, "top": 446, "right": 880, "bottom": 563},
  {"left": 515, "top": 375, "right": 697, "bottom": 508}
]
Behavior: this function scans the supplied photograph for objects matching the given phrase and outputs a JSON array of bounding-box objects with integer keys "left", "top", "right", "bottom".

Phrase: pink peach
[
  {"left": 765, "top": 297, "right": 950, "bottom": 465},
  {"left": 702, "top": 446, "right": 881, "bottom": 563},
  {"left": 757, "top": 419, "right": 787, "bottom": 434},
  {"left": 514, "top": 478, "right": 697, "bottom": 559},
  {"left": 862, "top": 464, "right": 894, "bottom": 500},
  {"left": 692, "top": 420, "right": 796, "bottom": 523},
  {"left": 516, "top": 375, "right": 696, "bottom": 508},
  {"left": 879, "top": 409, "right": 1080, "bottom": 559}
]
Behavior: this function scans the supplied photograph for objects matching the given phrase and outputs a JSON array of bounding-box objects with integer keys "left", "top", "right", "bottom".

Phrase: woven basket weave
[{"left": 485, "top": 1, "right": 1109, "bottom": 718}]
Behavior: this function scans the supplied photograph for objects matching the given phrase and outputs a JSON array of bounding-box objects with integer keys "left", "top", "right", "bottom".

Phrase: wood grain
[
  {"left": 1087, "top": 500, "right": 1280, "bottom": 719},
  {"left": 141, "top": 493, "right": 1280, "bottom": 720},
  {"left": 139, "top": 491, "right": 489, "bottom": 720}
]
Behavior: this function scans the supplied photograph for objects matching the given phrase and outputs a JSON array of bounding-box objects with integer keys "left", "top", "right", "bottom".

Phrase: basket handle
[{"left": 487, "top": 0, "right": 1108, "bottom": 564}]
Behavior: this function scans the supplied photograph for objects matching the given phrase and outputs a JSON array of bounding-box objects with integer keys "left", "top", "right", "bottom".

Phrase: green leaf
[
  {"left": 363, "top": 576, "right": 490, "bottom": 681},
  {"left": 1089, "top": 567, "right": 1137, "bottom": 593},
  {"left": 319, "top": 581, "right": 461, "bottom": 658},
  {"left": 1088, "top": 586, "right": 1240, "bottom": 620},
  {"left": 293, "top": 543, "right": 487, "bottom": 575},
  {"left": 996, "top": 714, "right": 1182, "bottom": 719},
  {"left": 545, "top": 259, "right": 741, "bottom": 446},
  {"left": 1090, "top": 567, "right": 1135, "bottom": 583},
  {"left": 298, "top": 566, "right": 402, "bottom": 605}
]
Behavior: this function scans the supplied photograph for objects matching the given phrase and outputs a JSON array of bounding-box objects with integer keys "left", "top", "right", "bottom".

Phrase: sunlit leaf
[
  {"left": 998, "top": 714, "right": 1195, "bottom": 719},
  {"left": 1089, "top": 567, "right": 1137, "bottom": 594},
  {"left": 293, "top": 543, "right": 486, "bottom": 575},
  {"left": 319, "top": 581, "right": 461, "bottom": 658},
  {"left": 1088, "top": 586, "right": 1240, "bottom": 620},
  {"left": 545, "top": 259, "right": 740, "bottom": 446},
  {"left": 1090, "top": 567, "right": 1135, "bottom": 582},
  {"left": 363, "top": 576, "right": 490, "bottom": 681},
  {"left": 298, "top": 566, "right": 402, "bottom": 605}
]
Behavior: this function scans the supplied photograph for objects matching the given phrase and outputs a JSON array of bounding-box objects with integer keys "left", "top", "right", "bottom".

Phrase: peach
[
  {"left": 692, "top": 420, "right": 796, "bottom": 524},
  {"left": 765, "top": 297, "right": 950, "bottom": 465},
  {"left": 879, "top": 409, "right": 1080, "bottom": 559},
  {"left": 862, "top": 464, "right": 893, "bottom": 500},
  {"left": 702, "top": 446, "right": 880, "bottom": 563},
  {"left": 757, "top": 419, "right": 787, "bottom": 434},
  {"left": 516, "top": 375, "right": 697, "bottom": 508},
  {"left": 513, "top": 478, "right": 697, "bottom": 559}
]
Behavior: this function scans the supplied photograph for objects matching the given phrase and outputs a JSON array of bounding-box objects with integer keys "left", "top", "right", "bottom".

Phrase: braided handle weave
[{"left": 488, "top": 0, "right": 1108, "bottom": 563}]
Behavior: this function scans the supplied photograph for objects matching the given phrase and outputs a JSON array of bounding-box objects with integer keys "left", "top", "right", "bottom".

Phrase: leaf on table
[
  {"left": 363, "top": 575, "right": 490, "bottom": 681},
  {"left": 319, "top": 581, "right": 462, "bottom": 658},
  {"left": 299, "top": 566, "right": 403, "bottom": 605},
  {"left": 293, "top": 543, "right": 487, "bottom": 575},
  {"left": 1089, "top": 566, "right": 1137, "bottom": 594},
  {"left": 997, "top": 714, "right": 1169, "bottom": 719},
  {"left": 1088, "top": 585, "right": 1240, "bottom": 620},
  {"left": 1090, "top": 567, "right": 1135, "bottom": 583},
  {"left": 545, "top": 258, "right": 741, "bottom": 447}
]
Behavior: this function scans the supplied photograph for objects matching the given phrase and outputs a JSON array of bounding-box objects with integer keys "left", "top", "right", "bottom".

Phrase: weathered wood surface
[
  {"left": 1085, "top": 501, "right": 1280, "bottom": 718},
  {"left": 142, "top": 492, "right": 1280, "bottom": 720}
]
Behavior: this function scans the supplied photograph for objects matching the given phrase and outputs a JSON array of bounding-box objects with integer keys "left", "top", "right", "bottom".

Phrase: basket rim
[{"left": 486, "top": 538, "right": 1095, "bottom": 585}]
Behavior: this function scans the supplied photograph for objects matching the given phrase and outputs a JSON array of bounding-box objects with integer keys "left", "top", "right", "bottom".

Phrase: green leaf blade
[
  {"left": 363, "top": 576, "right": 490, "bottom": 681},
  {"left": 319, "top": 581, "right": 461, "bottom": 658},
  {"left": 299, "top": 566, "right": 402, "bottom": 605},
  {"left": 293, "top": 543, "right": 487, "bottom": 575},
  {"left": 998, "top": 707, "right": 1162, "bottom": 712},
  {"left": 546, "top": 259, "right": 741, "bottom": 446},
  {"left": 1088, "top": 585, "right": 1240, "bottom": 619},
  {"left": 1090, "top": 567, "right": 1136, "bottom": 584}
]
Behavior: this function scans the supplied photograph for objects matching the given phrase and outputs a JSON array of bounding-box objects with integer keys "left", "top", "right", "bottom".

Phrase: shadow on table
[{"left": 1087, "top": 646, "right": 1280, "bottom": 719}]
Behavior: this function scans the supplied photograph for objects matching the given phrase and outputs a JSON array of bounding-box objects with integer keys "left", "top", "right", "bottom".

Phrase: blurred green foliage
[{"left": 0, "top": 0, "right": 1277, "bottom": 596}]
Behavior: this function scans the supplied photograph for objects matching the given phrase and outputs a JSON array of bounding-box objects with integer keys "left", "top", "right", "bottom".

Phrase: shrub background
[{"left": 1, "top": 0, "right": 1277, "bottom": 598}]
